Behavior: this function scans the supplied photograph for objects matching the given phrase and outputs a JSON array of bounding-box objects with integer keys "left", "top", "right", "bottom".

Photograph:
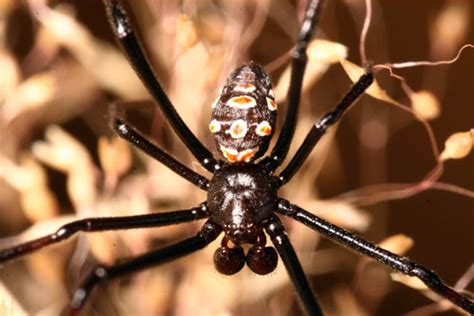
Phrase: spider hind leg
[{"left": 65, "top": 220, "right": 222, "bottom": 316}]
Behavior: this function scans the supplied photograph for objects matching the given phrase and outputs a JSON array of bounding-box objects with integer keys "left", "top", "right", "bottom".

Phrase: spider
[{"left": 1, "top": 0, "right": 473, "bottom": 315}]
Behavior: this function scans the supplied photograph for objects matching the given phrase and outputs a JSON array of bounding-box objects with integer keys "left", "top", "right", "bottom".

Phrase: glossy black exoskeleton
[
  {"left": 208, "top": 164, "right": 280, "bottom": 275},
  {"left": 0, "top": 0, "right": 473, "bottom": 315}
]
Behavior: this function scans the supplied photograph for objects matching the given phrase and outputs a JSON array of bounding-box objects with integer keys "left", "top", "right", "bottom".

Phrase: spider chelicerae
[{"left": 1, "top": 0, "right": 473, "bottom": 315}]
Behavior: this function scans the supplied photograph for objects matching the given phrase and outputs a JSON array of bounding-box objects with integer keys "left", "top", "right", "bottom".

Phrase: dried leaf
[
  {"left": 32, "top": 125, "right": 92, "bottom": 172},
  {"left": 391, "top": 273, "right": 428, "bottom": 290},
  {"left": 31, "top": 126, "right": 97, "bottom": 209},
  {"left": 21, "top": 188, "right": 59, "bottom": 223},
  {"left": 98, "top": 137, "right": 132, "bottom": 179},
  {"left": 410, "top": 90, "right": 441, "bottom": 120},
  {"left": 26, "top": 248, "right": 66, "bottom": 287},
  {"left": 142, "top": 272, "right": 174, "bottom": 315},
  {"left": 177, "top": 15, "right": 199, "bottom": 50},
  {"left": 276, "top": 40, "right": 347, "bottom": 102},
  {"left": 0, "top": 50, "right": 20, "bottom": 104},
  {"left": 0, "top": 156, "right": 59, "bottom": 221},
  {"left": 67, "top": 168, "right": 97, "bottom": 210},
  {"left": 37, "top": 4, "right": 146, "bottom": 99},
  {"left": 3, "top": 72, "right": 57, "bottom": 121},
  {"left": 340, "top": 59, "right": 388, "bottom": 102},
  {"left": 332, "top": 286, "right": 368, "bottom": 315},
  {"left": 308, "top": 39, "right": 348, "bottom": 64},
  {"left": 0, "top": 282, "right": 27, "bottom": 315},
  {"left": 440, "top": 131, "right": 473, "bottom": 161},
  {"left": 430, "top": 1, "right": 470, "bottom": 58},
  {"left": 89, "top": 232, "right": 118, "bottom": 265},
  {"left": 307, "top": 200, "right": 371, "bottom": 232},
  {"left": 0, "top": 156, "right": 45, "bottom": 191},
  {"left": 385, "top": 236, "right": 426, "bottom": 290},
  {"left": 196, "top": 11, "right": 226, "bottom": 45},
  {"left": 0, "top": 0, "right": 14, "bottom": 14},
  {"left": 378, "top": 234, "right": 414, "bottom": 255}
]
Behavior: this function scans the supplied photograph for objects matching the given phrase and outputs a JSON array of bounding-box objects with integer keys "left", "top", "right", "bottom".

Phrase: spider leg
[
  {"left": 64, "top": 220, "right": 221, "bottom": 316},
  {"left": 276, "top": 199, "right": 474, "bottom": 314},
  {"left": 0, "top": 204, "right": 209, "bottom": 263},
  {"left": 102, "top": 0, "right": 218, "bottom": 173},
  {"left": 112, "top": 106, "right": 209, "bottom": 190},
  {"left": 277, "top": 72, "right": 373, "bottom": 184},
  {"left": 264, "top": 216, "right": 324, "bottom": 316},
  {"left": 263, "top": 0, "right": 325, "bottom": 171}
]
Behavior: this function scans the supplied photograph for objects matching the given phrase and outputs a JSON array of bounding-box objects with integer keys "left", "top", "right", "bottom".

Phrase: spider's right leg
[
  {"left": 111, "top": 104, "right": 209, "bottom": 190},
  {"left": 277, "top": 72, "right": 373, "bottom": 184},
  {"left": 263, "top": 0, "right": 325, "bottom": 172},
  {"left": 102, "top": 0, "right": 218, "bottom": 173},
  {"left": 265, "top": 216, "right": 324, "bottom": 316},
  {"left": 277, "top": 199, "right": 474, "bottom": 314},
  {"left": 0, "top": 203, "right": 210, "bottom": 263},
  {"left": 64, "top": 220, "right": 221, "bottom": 316}
]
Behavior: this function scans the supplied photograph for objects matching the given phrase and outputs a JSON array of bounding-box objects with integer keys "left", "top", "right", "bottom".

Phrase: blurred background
[{"left": 0, "top": 0, "right": 473, "bottom": 315}]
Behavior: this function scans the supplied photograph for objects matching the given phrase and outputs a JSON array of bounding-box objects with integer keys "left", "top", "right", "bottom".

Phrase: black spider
[{"left": 1, "top": 0, "right": 473, "bottom": 315}]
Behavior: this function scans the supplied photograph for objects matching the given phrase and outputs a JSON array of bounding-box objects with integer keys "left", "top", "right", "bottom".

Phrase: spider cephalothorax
[
  {"left": 210, "top": 62, "right": 277, "bottom": 163},
  {"left": 207, "top": 163, "right": 280, "bottom": 275},
  {"left": 207, "top": 164, "right": 278, "bottom": 243}
]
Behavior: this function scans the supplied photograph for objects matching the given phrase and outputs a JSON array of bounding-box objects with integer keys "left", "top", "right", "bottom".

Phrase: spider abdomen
[
  {"left": 207, "top": 164, "right": 278, "bottom": 244},
  {"left": 210, "top": 62, "right": 277, "bottom": 163}
]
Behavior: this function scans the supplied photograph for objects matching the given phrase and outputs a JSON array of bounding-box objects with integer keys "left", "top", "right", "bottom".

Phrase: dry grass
[{"left": 0, "top": 0, "right": 473, "bottom": 315}]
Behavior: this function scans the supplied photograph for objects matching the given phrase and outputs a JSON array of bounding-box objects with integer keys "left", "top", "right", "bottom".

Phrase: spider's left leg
[
  {"left": 277, "top": 199, "right": 474, "bottom": 314},
  {"left": 102, "top": 0, "right": 218, "bottom": 172},
  {"left": 264, "top": 216, "right": 324, "bottom": 316},
  {"left": 65, "top": 220, "right": 221, "bottom": 316},
  {"left": 112, "top": 111, "right": 209, "bottom": 190},
  {"left": 263, "top": 0, "right": 325, "bottom": 171},
  {"left": 277, "top": 72, "right": 373, "bottom": 184},
  {"left": 0, "top": 204, "right": 209, "bottom": 263}
]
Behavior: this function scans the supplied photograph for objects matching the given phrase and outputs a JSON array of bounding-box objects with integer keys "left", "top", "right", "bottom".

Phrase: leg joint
[
  {"left": 93, "top": 266, "right": 108, "bottom": 281},
  {"left": 277, "top": 199, "right": 294, "bottom": 216},
  {"left": 263, "top": 216, "right": 286, "bottom": 238},
  {"left": 410, "top": 264, "right": 442, "bottom": 287},
  {"left": 292, "top": 49, "right": 308, "bottom": 63},
  {"left": 199, "top": 220, "right": 222, "bottom": 243}
]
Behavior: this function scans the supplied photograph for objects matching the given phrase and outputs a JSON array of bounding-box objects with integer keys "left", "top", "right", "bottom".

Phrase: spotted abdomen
[{"left": 210, "top": 62, "right": 277, "bottom": 163}]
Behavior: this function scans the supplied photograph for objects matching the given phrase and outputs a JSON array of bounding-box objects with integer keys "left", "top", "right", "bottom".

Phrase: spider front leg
[
  {"left": 111, "top": 104, "right": 209, "bottom": 190},
  {"left": 64, "top": 220, "right": 221, "bottom": 316},
  {"left": 277, "top": 71, "right": 373, "bottom": 184},
  {"left": 0, "top": 204, "right": 209, "bottom": 263},
  {"left": 265, "top": 216, "right": 324, "bottom": 316},
  {"left": 102, "top": 0, "right": 218, "bottom": 172},
  {"left": 277, "top": 199, "right": 474, "bottom": 314},
  {"left": 263, "top": 0, "right": 325, "bottom": 171}
]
